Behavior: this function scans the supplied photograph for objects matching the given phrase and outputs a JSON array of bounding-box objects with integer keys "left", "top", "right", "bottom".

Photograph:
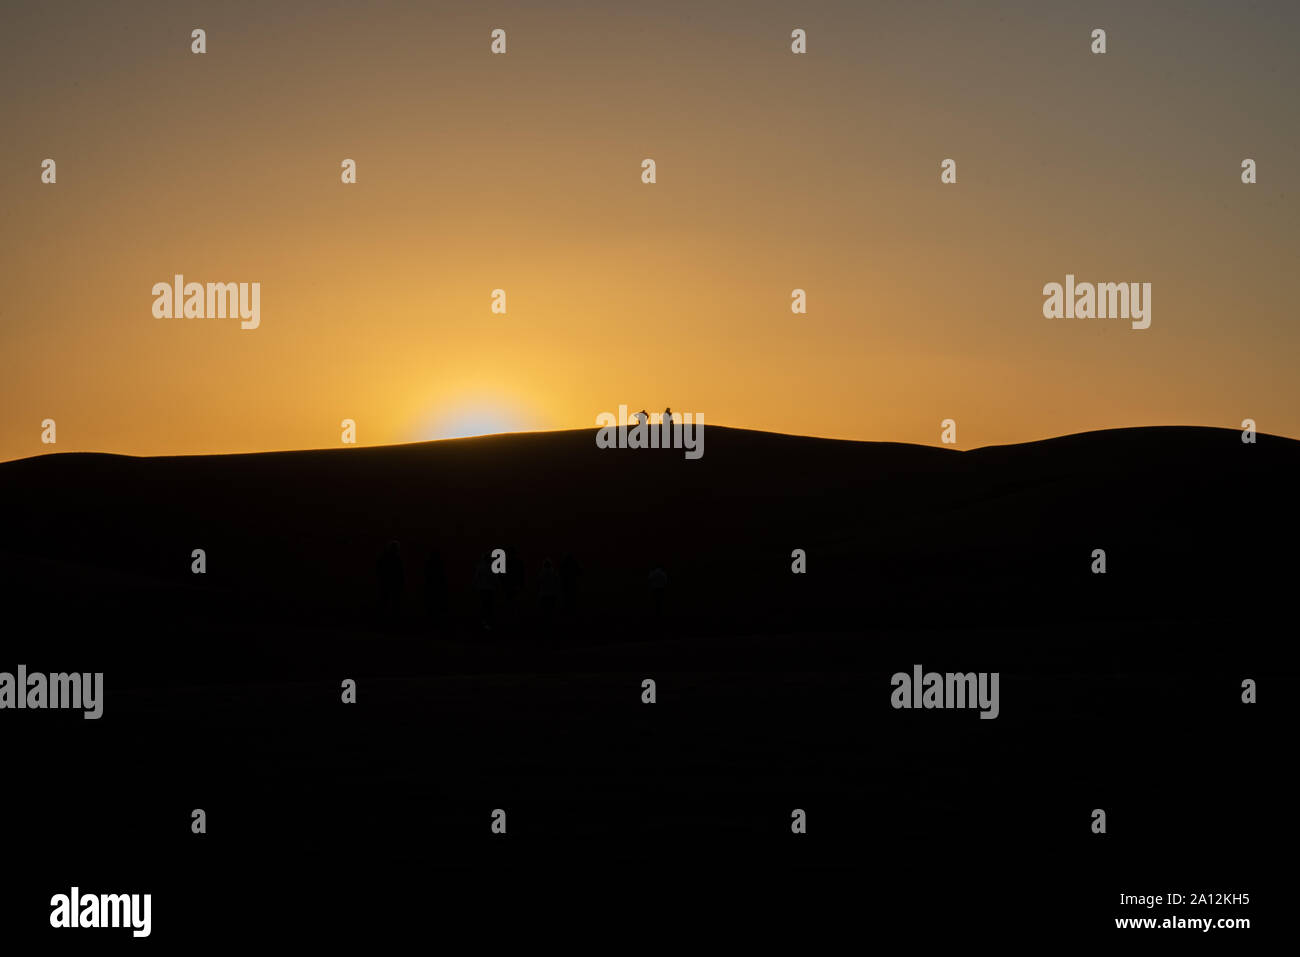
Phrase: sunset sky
[{"left": 2, "top": 0, "right": 1297, "bottom": 461}]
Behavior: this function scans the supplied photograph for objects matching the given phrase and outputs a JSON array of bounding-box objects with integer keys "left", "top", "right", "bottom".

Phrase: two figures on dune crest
[{"left": 632, "top": 408, "right": 673, "bottom": 427}]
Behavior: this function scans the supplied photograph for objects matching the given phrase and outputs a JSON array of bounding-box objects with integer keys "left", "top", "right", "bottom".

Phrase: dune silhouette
[
  {"left": 0, "top": 424, "right": 1288, "bottom": 914},
  {"left": 1, "top": 425, "right": 1293, "bottom": 637}
]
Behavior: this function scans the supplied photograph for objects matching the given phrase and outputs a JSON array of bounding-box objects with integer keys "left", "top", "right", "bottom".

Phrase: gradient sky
[{"left": 2, "top": 0, "right": 1297, "bottom": 460}]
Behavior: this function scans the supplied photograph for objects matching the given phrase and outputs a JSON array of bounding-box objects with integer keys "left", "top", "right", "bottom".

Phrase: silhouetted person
[
  {"left": 560, "top": 553, "right": 582, "bottom": 614},
  {"left": 661, "top": 407, "right": 673, "bottom": 446},
  {"left": 634, "top": 409, "right": 649, "bottom": 427},
  {"left": 538, "top": 557, "right": 561, "bottom": 627},
  {"left": 506, "top": 545, "right": 525, "bottom": 617},
  {"left": 473, "top": 551, "right": 496, "bottom": 631},
  {"left": 423, "top": 549, "right": 447, "bottom": 627},
  {"left": 648, "top": 564, "right": 668, "bottom": 623},
  {"left": 377, "top": 540, "right": 405, "bottom": 624}
]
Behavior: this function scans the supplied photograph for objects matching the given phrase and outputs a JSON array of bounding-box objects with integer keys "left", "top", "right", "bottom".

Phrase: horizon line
[{"left": 0, "top": 421, "right": 1289, "bottom": 466}]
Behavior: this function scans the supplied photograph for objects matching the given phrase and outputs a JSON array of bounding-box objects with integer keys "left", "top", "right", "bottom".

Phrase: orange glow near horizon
[{"left": 3, "top": 2, "right": 1298, "bottom": 462}]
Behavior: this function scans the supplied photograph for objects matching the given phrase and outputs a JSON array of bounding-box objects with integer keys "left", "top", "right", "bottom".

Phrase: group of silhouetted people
[
  {"left": 377, "top": 542, "right": 591, "bottom": 634},
  {"left": 375, "top": 542, "right": 668, "bottom": 636}
]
